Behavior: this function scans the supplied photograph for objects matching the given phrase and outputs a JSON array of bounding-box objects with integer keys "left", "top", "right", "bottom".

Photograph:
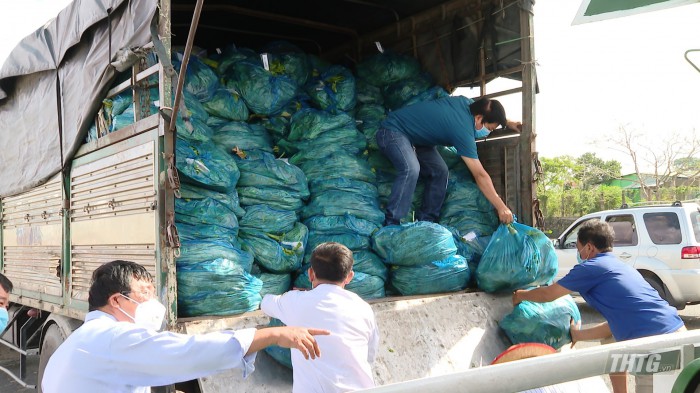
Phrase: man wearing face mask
[
  {"left": 377, "top": 96, "right": 521, "bottom": 226},
  {"left": 512, "top": 220, "right": 685, "bottom": 393},
  {"left": 0, "top": 273, "right": 13, "bottom": 334},
  {"left": 41, "top": 260, "right": 330, "bottom": 393}
]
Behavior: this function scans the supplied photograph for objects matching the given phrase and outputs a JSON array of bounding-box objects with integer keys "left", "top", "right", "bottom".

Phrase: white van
[{"left": 553, "top": 201, "right": 700, "bottom": 309}]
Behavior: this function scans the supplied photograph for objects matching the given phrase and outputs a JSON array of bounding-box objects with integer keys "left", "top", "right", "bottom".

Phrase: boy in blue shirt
[{"left": 378, "top": 96, "right": 520, "bottom": 226}]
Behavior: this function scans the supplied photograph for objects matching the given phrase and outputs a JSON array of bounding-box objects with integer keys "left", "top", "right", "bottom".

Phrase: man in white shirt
[
  {"left": 262, "top": 242, "right": 380, "bottom": 393},
  {"left": 41, "top": 260, "right": 328, "bottom": 393}
]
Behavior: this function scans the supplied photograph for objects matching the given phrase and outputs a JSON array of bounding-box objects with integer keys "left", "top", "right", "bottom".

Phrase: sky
[{"left": 0, "top": 0, "right": 699, "bottom": 174}]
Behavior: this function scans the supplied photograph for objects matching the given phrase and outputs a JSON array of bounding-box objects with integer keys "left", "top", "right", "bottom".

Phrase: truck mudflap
[{"left": 180, "top": 291, "right": 513, "bottom": 393}]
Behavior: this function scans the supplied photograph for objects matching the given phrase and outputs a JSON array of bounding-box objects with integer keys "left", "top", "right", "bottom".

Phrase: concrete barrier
[{"left": 181, "top": 290, "right": 514, "bottom": 393}]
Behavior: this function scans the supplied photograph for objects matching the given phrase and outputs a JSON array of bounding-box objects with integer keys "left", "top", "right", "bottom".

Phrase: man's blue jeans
[{"left": 376, "top": 128, "right": 449, "bottom": 226}]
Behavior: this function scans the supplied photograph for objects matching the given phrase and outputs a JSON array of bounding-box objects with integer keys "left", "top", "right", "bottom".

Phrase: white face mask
[
  {"left": 0, "top": 308, "right": 8, "bottom": 332},
  {"left": 118, "top": 294, "right": 166, "bottom": 331}
]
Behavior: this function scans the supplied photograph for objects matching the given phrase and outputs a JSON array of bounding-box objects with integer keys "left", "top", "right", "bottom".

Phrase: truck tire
[{"left": 37, "top": 323, "right": 67, "bottom": 393}]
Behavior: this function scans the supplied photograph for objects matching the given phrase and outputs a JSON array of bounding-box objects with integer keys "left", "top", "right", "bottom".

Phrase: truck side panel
[
  {"left": 67, "top": 129, "right": 162, "bottom": 314},
  {"left": 1, "top": 176, "right": 63, "bottom": 302}
]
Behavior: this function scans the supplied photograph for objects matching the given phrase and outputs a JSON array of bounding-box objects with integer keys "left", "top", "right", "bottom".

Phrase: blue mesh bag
[
  {"left": 176, "top": 263, "right": 262, "bottom": 317},
  {"left": 178, "top": 240, "right": 253, "bottom": 272},
  {"left": 202, "top": 88, "right": 250, "bottom": 121},
  {"left": 500, "top": 295, "right": 581, "bottom": 349},
  {"left": 213, "top": 122, "right": 274, "bottom": 153},
  {"left": 175, "top": 185, "right": 239, "bottom": 233},
  {"left": 287, "top": 108, "right": 355, "bottom": 142},
  {"left": 237, "top": 186, "right": 305, "bottom": 212},
  {"left": 175, "top": 184, "right": 246, "bottom": 218},
  {"left": 307, "top": 178, "right": 379, "bottom": 200},
  {"left": 304, "top": 65, "right": 356, "bottom": 113},
  {"left": 476, "top": 222, "right": 558, "bottom": 293},
  {"left": 401, "top": 85, "right": 450, "bottom": 108},
  {"left": 176, "top": 222, "right": 238, "bottom": 245},
  {"left": 239, "top": 222, "right": 308, "bottom": 273},
  {"left": 302, "top": 190, "right": 384, "bottom": 225},
  {"left": 372, "top": 221, "right": 457, "bottom": 266},
  {"left": 292, "top": 270, "right": 384, "bottom": 300},
  {"left": 356, "top": 51, "right": 421, "bottom": 87},
  {"left": 282, "top": 129, "right": 367, "bottom": 160},
  {"left": 255, "top": 270, "right": 292, "bottom": 297},
  {"left": 356, "top": 78, "right": 384, "bottom": 105},
  {"left": 346, "top": 272, "right": 385, "bottom": 299},
  {"left": 389, "top": 254, "right": 470, "bottom": 295},
  {"left": 173, "top": 54, "right": 220, "bottom": 102},
  {"left": 381, "top": 74, "right": 432, "bottom": 110},
  {"left": 261, "top": 41, "right": 310, "bottom": 87},
  {"left": 176, "top": 116, "right": 215, "bottom": 143},
  {"left": 306, "top": 232, "right": 370, "bottom": 254},
  {"left": 226, "top": 61, "right": 297, "bottom": 115},
  {"left": 233, "top": 150, "right": 309, "bottom": 198},
  {"left": 239, "top": 204, "right": 298, "bottom": 234},
  {"left": 176, "top": 136, "right": 240, "bottom": 192},
  {"left": 299, "top": 153, "right": 375, "bottom": 183},
  {"left": 352, "top": 250, "right": 388, "bottom": 281},
  {"left": 304, "top": 213, "right": 380, "bottom": 237}
]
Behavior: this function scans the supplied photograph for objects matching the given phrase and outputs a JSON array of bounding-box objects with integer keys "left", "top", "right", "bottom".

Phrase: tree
[
  {"left": 606, "top": 126, "right": 700, "bottom": 201},
  {"left": 574, "top": 153, "right": 621, "bottom": 189},
  {"left": 536, "top": 155, "right": 623, "bottom": 218}
]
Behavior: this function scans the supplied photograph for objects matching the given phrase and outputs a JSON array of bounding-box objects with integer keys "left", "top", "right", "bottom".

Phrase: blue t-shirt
[
  {"left": 380, "top": 96, "right": 478, "bottom": 158},
  {"left": 558, "top": 252, "right": 683, "bottom": 341}
]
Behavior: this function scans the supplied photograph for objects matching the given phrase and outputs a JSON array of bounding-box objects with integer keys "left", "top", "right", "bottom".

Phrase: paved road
[{"left": 2, "top": 300, "right": 698, "bottom": 392}]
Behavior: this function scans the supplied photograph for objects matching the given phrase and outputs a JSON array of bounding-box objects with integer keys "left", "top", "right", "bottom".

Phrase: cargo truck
[{"left": 0, "top": 0, "right": 540, "bottom": 391}]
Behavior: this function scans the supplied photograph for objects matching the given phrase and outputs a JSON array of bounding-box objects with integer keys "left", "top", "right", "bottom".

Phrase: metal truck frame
[{"left": 0, "top": 0, "right": 540, "bottom": 391}]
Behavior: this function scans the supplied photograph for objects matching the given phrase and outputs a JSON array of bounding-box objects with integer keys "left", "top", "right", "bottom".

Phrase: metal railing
[{"left": 358, "top": 330, "right": 700, "bottom": 393}]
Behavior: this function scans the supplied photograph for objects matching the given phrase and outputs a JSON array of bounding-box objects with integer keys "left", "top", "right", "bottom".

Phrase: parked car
[{"left": 553, "top": 201, "right": 700, "bottom": 309}]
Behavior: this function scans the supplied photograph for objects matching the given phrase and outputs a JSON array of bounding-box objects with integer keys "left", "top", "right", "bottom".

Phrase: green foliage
[{"left": 538, "top": 153, "right": 622, "bottom": 218}]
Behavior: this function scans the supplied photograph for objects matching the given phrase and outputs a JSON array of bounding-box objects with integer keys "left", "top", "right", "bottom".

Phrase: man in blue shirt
[
  {"left": 378, "top": 96, "right": 519, "bottom": 226},
  {"left": 512, "top": 220, "right": 685, "bottom": 393}
]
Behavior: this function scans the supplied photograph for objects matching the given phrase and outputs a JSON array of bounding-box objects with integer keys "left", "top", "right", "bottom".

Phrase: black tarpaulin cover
[{"left": 0, "top": 0, "right": 157, "bottom": 197}]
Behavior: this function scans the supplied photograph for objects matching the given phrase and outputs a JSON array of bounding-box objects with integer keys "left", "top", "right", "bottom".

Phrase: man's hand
[
  {"left": 506, "top": 120, "right": 522, "bottom": 132},
  {"left": 570, "top": 318, "right": 582, "bottom": 348},
  {"left": 499, "top": 207, "right": 514, "bottom": 224},
  {"left": 512, "top": 289, "right": 526, "bottom": 306},
  {"left": 275, "top": 327, "right": 330, "bottom": 360}
]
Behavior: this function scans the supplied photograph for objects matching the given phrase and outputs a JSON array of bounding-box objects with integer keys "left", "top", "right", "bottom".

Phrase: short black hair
[
  {"left": 469, "top": 98, "right": 507, "bottom": 128},
  {"left": 577, "top": 220, "right": 614, "bottom": 252},
  {"left": 0, "top": 273, "right": 13, "bottom": 294},
  {"left": 309, "top": 242, "right": 354, "bottom": 283},
  {"left": 88, "top": 260, "right": 153, "bottom": 311}
]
